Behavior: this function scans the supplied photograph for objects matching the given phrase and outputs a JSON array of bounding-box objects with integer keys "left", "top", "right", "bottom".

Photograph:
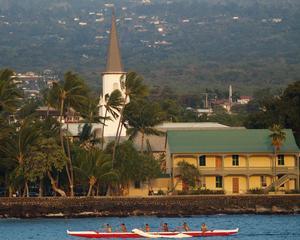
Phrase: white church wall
[{"left": 101, "top": 73, "right": 126, "bottom": 137}]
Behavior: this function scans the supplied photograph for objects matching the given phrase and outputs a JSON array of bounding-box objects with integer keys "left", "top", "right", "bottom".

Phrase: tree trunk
[
  {"left": 116, "top": 93, "right": 129, "bottom": 146},
  {"left": 24, "top": 181, "right": 29, "bottom": 197},
  {"left": 59, "top": 98, "right": 65, "bottom": 150},
  {"left": 59, "top": 98, "right": 74, "bottom": 197},
  {"left": 106, "top": 184, "right": 111, "bottom": 196},
  {"left": 141, "top": 130, "right": 145, "bottom": 153},
  {"left": 87, "top": 183, "right": 94, "bottom": 197},
  {"left": 274, "top": 147, "right": 277, "bottom": 192},
  {"left": 65, "top": 123, "right": 74, "bottom": 197},
  {"left": 39, "top": 178, "right": 43, "bottom": 197},
  {"left": 87, "top": 176, "right": 96, "bottom": 197},
  {"left": 59, "top": 98, "right": 72, "bottom": 191},
  {"left": 47, "top": 172, "right": 66, "bottom": 197},
  {"left": 4, "top": 172, "right": 8, "bottom": 197},
  {"left": 112, "top": 96, "right": 127, "bottom": 167},
  {"left": 96, "top": 182, "right": 100, "bottom": 196},
  {"left": 8, "top": 186, "right": 13, "bottom": 197},
  {"left": 101, "top": 108, "right": 108, "bottom": 150}
]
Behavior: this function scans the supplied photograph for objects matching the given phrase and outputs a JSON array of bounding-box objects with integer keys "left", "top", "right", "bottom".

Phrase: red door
[
  {"left": 216, "top": 157, "right": 222, "bottom": 169},
  {"left": 232, "top": 178, "right": 239, "bottom": 193}
]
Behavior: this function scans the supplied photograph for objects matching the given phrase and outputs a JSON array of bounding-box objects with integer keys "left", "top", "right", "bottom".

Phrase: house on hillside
[
  {"left": 237, "top": 96, "right": 252, "bottom": 105},
  {"left": 166, "top": 129, "right": 299, "bottom": 194}
]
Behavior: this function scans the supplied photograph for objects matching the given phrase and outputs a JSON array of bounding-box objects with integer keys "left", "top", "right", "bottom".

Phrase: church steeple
[
  {"left": 100, "top": 10, "right": 127, "bottom": 137},
  {"left": 105, "top": 11, "right": 124, "bottom": 73}
]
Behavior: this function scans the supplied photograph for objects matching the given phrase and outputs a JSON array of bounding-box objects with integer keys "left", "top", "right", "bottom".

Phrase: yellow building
[{"left": 166, "top": 129, "right": 299, "bottom": 194}]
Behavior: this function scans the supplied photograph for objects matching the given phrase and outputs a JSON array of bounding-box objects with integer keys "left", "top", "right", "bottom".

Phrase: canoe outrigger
[{"left": 67, "top": 228, "right": 239, "bottom": 238}]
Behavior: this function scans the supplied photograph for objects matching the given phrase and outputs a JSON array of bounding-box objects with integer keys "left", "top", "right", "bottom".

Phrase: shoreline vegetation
[
  {"left": 1, "top": 69, "right": 299, "bottom": 199},
  {"left": 1, "top": 195, "right": 300, "bottom": 218}
]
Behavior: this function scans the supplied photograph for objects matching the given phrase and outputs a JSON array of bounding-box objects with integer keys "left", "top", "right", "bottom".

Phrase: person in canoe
[
  {"left": 105, "top": 224, "right": 112, "bottom": 233},
  {"left": 162, "top": 223, "right": 169, "bottom": 232},
  {"left": 120, "top": 223, "right": 127, "bottom": 232},
  {"left": 144, "top": 224, "right": 150, "bottom": 232},
  {"left": 183, "top": 222, "right": 190, "bottom": 231},
  {"left": 201, "top": 223, "right": 207, "bottom": 233}
]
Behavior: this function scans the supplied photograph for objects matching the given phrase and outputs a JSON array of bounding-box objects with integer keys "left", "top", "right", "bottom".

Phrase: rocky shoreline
[{"left": 0, "top": 195, "right": 300, "bottom": 218}]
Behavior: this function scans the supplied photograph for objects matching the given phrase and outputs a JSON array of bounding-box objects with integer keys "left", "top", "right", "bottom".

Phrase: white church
[
  {"left": 63, "top": 13, "right": 126, "bottom": 141},
  {"left": 99, "top": 13, "right": 126, "bottom": 138}
]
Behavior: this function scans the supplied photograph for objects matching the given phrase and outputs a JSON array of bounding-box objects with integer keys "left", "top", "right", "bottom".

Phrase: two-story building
[
  {"left": 166, "top": 129, "right": 299, "bottom": 194},
  {"left": 127, "top": 122, "right": 232, "bottom": 196}
]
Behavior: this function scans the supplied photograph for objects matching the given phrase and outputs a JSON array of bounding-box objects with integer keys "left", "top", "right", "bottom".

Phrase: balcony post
[
  {"left": 222, "top": 155, "right": 224, "bottom": 169},
  {"left": 171, "top": 154, "right": 174, "bottom": 192},
  {"left": 297, "top": 154, "right": 300, "bottom": 190},
  {"left": 246, "top": 175, "right": 250, "bottom": 192},
  {"left": 246, "top": 154, "right": 249, "bottom": 171}
]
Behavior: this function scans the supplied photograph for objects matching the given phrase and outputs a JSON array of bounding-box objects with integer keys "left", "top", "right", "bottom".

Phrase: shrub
[
  {"left": 247, "top": 188, "right": 265, "bottom": 194},
  {"left": 155, "top": 189, "right": 165, "bottom": 195},
  {"left": 177, "top": 189, "right": 224, "bottom": 195}
]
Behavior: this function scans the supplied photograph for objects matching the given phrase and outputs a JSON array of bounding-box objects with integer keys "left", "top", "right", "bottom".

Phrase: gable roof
[{"left": 167, "top": 129, "right": 299, "bottom": 154}]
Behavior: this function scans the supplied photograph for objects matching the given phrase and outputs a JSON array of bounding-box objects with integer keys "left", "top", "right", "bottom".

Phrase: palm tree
[
  {"left": 125, "top": 99, "right": 164, "bottom": 152},
  {"left": 78, "top": 96, "right": 106, "bottom": 149},
  {"left": 112, "top": 72, "right": 148, "bottom": 166},
  {"left": 101, "top": 89, "right": 123, "bottom": 150},
  {"left": 269, "top": 124, "right": 286, "bottom": 191},
  {"left": 49, "top": 71, "right": 89, "bottom": 196},
  {"left": 0, "top": 69, "right": 23, "bottom": 115},
  {"left": 2, "top": 119, "right": 41, "bottom": 197},
  {"left": 0, "top": 68, "right": 23, "bottom": 195},
  {"left": 74, "top": 148, "right": 118, "bottom": 196}
]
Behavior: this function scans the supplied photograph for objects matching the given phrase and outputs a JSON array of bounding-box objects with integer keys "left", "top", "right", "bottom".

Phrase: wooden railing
[{"left": 172, "top": 166, "right": 298, "bottom": 176}]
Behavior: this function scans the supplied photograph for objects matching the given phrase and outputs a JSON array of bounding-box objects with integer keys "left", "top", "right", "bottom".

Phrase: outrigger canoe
[{"left": 67, "top": 228, "right": 239, "bottom": 238}]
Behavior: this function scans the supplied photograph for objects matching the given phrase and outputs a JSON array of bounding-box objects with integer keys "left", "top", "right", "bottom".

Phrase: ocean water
[{"left": 0, "top": 215, "right": 299, "bottom": 240}]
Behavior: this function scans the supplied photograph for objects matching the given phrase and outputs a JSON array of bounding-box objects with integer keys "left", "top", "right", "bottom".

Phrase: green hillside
[{"left": 0, "top": 0, "right": 300, "bottom": 93}]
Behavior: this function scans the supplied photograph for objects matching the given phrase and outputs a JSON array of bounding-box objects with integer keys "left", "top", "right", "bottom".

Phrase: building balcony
[{"left": 173, "top": 166, "right": 298, "bottom": 177}]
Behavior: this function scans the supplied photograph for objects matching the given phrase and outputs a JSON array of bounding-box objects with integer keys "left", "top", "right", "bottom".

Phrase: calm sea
[{"left": 0, "top": 215, "right": 299, "bottom": 240}]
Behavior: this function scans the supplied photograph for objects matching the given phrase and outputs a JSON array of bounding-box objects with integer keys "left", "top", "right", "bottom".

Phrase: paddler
[
  {"left": 145, "top": 224, "right": 150, "bottom": 232},
  {"left": 162, "top": 223, "right": 169, "bottom": 232},
  {"left": 201, "top": 223, "right": 207, "bottom": 233},
  {"left": 120, "top": 223, "right": 127, "bottom": 232},
  {"left": 183, "top": 222, "right": 190, "bottom": 231},
  {"left": 106, "top": 224, "right": 112, "bottom": 233}
]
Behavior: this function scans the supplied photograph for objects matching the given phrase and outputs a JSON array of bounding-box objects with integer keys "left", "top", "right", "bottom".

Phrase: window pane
[
  {"left": 134, "top": 181, "right": 141, "bottom": 189},
  {"left": 199, "top": 155, "right": 206, "bottom": 166},
  {"left": 277, "top": 155, "right": 284, "bottom": 166},
  {"left": 216, "top": 176, "right": 222, "bottom": 188},
  {"left": 232, "top": 155, "right": 239, "bottom": 166},
  {"left": 260, "top": 176, "right": 267, "bottom": 187}
]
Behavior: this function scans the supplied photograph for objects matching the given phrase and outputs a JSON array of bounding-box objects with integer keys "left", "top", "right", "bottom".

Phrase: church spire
[{"left": 105, "top": 10, "right": 124, "bottom": 73}]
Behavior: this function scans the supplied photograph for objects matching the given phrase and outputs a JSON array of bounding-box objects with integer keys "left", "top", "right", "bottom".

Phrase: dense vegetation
[
  {"left": 0, "top": 0, "right": 300, "bottom": 93},
  {"left": 0, "top": 67, "right": 299, "bottom": 196},
  {"left": 0, "top": 69, "right": 163, "bottom": 197}
]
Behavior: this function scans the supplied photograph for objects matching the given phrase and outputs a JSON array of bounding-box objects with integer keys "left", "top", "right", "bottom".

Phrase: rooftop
[
  {"left": 156, "top": 122, "right": 230, "bottom": 131},
  {"left": 133, "top": 122, "right": 233, "bottom": 152},
  {"left": 167, "top": 129, "right": 299, "bottom": 154}
]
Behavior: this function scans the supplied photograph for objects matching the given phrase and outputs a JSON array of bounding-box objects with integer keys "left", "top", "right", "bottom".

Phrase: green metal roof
[{"left": 167, "top": 129, "right": 299, "bottom": 154}]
